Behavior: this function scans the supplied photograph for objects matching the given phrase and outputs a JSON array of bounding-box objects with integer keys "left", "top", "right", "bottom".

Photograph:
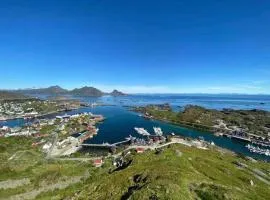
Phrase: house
[
  {"left": 136, "top": 147, "right": 145, "bottom": 153},
  {"left": 93, "top": 159, "right": 103, "bottom": 167},
  {"left": 0, "top": 126, "right": 9, "bottom": 131}
]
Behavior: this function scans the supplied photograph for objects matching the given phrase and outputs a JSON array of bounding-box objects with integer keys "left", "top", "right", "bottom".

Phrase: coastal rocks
[{"left": 120, "top": 174, "right": 149, "bottom": 200}]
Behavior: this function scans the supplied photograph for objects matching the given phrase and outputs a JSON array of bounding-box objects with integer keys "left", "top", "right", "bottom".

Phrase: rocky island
[{"left": 132, "top": 104, "right": 270, "bottom": 147}]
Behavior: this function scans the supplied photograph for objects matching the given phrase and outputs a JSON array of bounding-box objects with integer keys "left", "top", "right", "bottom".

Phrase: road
[{"left": 46, "top": 132, "right": 58, "bottom": 159}]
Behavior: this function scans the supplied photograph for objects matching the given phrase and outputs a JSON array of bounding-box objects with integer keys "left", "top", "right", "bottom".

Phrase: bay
[{"left": 1, "top": 94, "right": 270, "bottom": 161}]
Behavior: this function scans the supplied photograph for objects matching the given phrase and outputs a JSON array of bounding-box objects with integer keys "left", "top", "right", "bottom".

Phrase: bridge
[
  {"left": 80, "top": 143, "right": 112, "bottom": 148},
  {"left": 80, "top": 138, "right": 132, "bottom": 148}
]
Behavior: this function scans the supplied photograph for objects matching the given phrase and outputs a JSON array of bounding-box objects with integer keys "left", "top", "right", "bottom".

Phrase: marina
[
  {"left": 1, "top": 95, "right": 270, "bottom": 161},
  {"left": 246, "top": 144, "right": 270, "bottom": 156}
]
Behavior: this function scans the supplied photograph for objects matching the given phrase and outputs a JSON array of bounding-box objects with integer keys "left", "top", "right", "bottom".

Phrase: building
[
  {"left": 136, "top": 147, "right": 145, "bottom": 153},
  {"left": 93, "top": 159, "right": 103, "bottom": 167}
]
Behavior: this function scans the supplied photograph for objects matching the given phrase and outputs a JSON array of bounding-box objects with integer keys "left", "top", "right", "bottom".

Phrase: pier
[
  {"left": 80, "top": 138, "right": 132, "bottom": 148},
  {"left": 80, "top": 143, "right": 112, "bottom": 148}
]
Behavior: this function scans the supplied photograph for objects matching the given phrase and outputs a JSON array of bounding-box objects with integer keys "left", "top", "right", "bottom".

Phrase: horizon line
[{"left": 1, "top": 85, "right": 270, "bottom": 96}]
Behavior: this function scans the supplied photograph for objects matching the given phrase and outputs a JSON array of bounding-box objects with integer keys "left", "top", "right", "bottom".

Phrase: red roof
[
  {"left": 136, "top": 147, "right": 145, "bottom": 152},
  {"left": 93, "top": 159, "right": 103, "bottom": 164}
]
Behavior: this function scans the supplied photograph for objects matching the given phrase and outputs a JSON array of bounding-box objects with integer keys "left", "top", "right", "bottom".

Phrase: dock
[
  {"left": 80, "top": 143, "right": 112, "bottom": 148},
  {"left": 80, "top": 138, "right": 132, "bottom": 148}
]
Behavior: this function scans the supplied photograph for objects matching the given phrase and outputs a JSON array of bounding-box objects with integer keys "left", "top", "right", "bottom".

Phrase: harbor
[{"left": 1, "top": 103, "right": 270, "bottom": 161}]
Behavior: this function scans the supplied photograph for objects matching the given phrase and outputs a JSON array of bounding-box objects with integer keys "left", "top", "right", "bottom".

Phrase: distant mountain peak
[
  {"left": 48, "top": 85, "right": 62, "bottom": 89},
  {"left": 110, "top": 89, "right": 126, "bottom": 96},
  {"left": 11, "top": 86, "right": 126, "bottom": 97},
  {"left": 70, "top": 86, "right": 104, "bottom": 96}
]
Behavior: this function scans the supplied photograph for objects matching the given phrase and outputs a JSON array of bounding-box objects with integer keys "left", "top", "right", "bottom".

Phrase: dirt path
[
  {"left": 7, "top": 176, "right": 84, "bottom": 200},
  {"left": 0, "top": 178, "right": 30, "bottom": 190}
]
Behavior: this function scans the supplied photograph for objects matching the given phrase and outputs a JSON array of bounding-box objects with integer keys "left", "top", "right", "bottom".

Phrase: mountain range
[
  {"left": 10, "top": 86, "right": 126, "bottom": 97},
  {"left": 0, "top": 91, "right": 29, "bottom": 100}
]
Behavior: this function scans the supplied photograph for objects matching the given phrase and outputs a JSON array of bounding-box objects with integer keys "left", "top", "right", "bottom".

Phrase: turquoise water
[{"left": 1, "top": 94, "right": 270, "bottom": 161}]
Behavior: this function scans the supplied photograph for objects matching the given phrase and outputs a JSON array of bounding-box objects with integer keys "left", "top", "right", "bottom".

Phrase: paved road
[{"left": 56, "top": 157, "right": 102, "bottom": 162}]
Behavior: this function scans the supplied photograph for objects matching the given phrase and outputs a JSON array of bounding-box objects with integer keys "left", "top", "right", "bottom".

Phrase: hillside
[
  {"left": 14, "top": 86, "right": 68, "bottom": 95},
  {"left": 110, "top": 89, "right": 126, "bottom": 96},
  {"left": 11, "top": 86, "right": 126, "bottom": 97},
  {"left": 0, "top": 91, "right": 29, "bottom": 100},
  {"left": 1, "top": 137, "right": 269, "bottom": 200},
  {"left": 70, "top": 86, "right": 104, "bottom": 97},
  {"left": 133, "top": 104, "right": 270, "bottom": 138}
]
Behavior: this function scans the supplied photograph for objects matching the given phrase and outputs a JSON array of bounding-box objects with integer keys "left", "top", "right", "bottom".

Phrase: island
[{"left": 132, "top": 104, "right": 270, "bottom": 152}]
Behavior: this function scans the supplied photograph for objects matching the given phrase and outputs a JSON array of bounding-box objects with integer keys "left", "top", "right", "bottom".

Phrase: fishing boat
[
  {"left": 153, "top": 127, "right": 163, "bottom": 136},
  {"left": 134, "top": 127, "right": 150, "bottom": 136},
  {"left": 246, "top": 144, "right": 270, "bottom": 156}
]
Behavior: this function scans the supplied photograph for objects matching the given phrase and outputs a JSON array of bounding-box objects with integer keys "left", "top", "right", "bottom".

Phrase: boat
[
  {"left": 153, "top": 127, "right": 163, "bottom": 136},
  {"left": 246, "top": 144, "right": 270, "bottom": 156},
  {"left": 171, "top": 132, "right": 175, "bottom": 136},
  {"left": 134, "top": 127, "right": 150, "bottom": 136},
  {"left": 125, "top": 135, "right": 136, "bottom": 141}
]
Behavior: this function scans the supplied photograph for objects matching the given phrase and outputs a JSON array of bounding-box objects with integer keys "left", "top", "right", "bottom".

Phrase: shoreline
[{"left": 0, "top": 107, "right": 81, "bottom": 122}]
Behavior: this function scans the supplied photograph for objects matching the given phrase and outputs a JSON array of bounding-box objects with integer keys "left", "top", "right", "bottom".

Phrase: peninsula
[{"left": 132, "top": 104, "right": 270, "bottom": 148}]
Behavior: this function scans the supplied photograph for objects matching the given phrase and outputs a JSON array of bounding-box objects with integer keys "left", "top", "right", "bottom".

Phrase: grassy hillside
[
  {"left": 38, "top": 145, "right": 270, "bottom": 200},
  {"left": 1, "top": 137, "right": 269, "bottom": 200},
  {"left": 0, "top": 91, "right": 29, "bottom": 100},
  {"left": 133, "top": 104, "right": 270, "bottom": 137}
]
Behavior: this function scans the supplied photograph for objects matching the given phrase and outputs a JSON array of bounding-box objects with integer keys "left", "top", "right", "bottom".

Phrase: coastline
[
  {"left": 131, "top": 109, "right": 214, "bottom": 133},
  {"left": 0, "top": 107, "right": 81, "bottom": 122}
]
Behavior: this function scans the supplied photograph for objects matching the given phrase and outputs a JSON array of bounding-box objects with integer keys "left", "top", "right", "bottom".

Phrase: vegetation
[
  {"left": 0, "top": 137, "right": 91, "bottom": 199},
  {"left": 133, "top": 104, "right": 270, "bottom": 137},
  {"left": 21, "top": 100, "right": 60, "bottom": 114},
  {"left": 0, "top": 91, "right": 29, "bottom": 100},
  {"left": 0, "top": 136, "right": 269, "bottom": 199}
]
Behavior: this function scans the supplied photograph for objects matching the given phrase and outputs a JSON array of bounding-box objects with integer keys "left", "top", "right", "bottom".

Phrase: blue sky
[{"left": 0, "top": 0, "right": 270, "bottom": 94}]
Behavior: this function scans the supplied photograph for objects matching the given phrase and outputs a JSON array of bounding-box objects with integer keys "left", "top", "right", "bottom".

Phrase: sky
[{"left": 0, "top": 0, "right": 270, "bottom": 94}]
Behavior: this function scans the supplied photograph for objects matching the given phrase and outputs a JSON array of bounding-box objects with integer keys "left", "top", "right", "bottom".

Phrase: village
[
  {"left": 0, "top": 99, "right": 81, "bottom": 121},
  {"left": 0, "top": 109, "right": 215, "bottom": 169},
  {"left": 0, "top": 111, "right": 104, "bottom": 158},
  {"left": 77, "top": 127, "right": 214, "bottom": 168}
]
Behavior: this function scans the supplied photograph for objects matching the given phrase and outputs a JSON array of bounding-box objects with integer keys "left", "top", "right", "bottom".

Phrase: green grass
[
  {"left": 1, "top": 137, "right": 269, "bottom": 200},
  {"left": 134, "top": 105, "right": 270, "bottom": 137},
  {"left": 36, "top": 145, "right": 270, "bottom": 200}
]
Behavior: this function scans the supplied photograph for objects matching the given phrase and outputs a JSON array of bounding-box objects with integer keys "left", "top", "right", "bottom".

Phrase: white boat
[
  {"left": 153, "top": 127, "right": 163, "bottom": 136},
  {"left": 125, "top": 135, "right": 136, "bottom": 140},
  {"left": 134, "top": 127, "right": 150, "bottom": 136},
  {"left": 246, "top": 144, "right": 270, "bottom": 156},
  {"left": 171, "top": 132, "right": 175, "bottom": 136}
]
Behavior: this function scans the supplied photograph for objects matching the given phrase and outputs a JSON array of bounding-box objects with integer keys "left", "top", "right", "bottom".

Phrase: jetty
[{"left": 80, "top": 138, "right": 133, "bottom": 148}]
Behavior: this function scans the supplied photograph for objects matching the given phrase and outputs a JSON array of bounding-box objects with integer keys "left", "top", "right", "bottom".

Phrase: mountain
[
  {"left": 70, "top": 86, "right": 104, "bottom": 97},
  {"left": 11, "top": 86, "right": 126, "bottom": 97},
  {"left": 110, "top": 89, "right": 126, "bottom": 96},
  {"left": 15, "top": 86, "right": 68, "bottom": 95},
  {"left": 0, "top": 91, "right": 29, "bottom": 100}
]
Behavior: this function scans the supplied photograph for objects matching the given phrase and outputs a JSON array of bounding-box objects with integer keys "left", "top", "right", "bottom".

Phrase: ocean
[{"left": 1, "top": 94, "right": 270, "bottom": 161}]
